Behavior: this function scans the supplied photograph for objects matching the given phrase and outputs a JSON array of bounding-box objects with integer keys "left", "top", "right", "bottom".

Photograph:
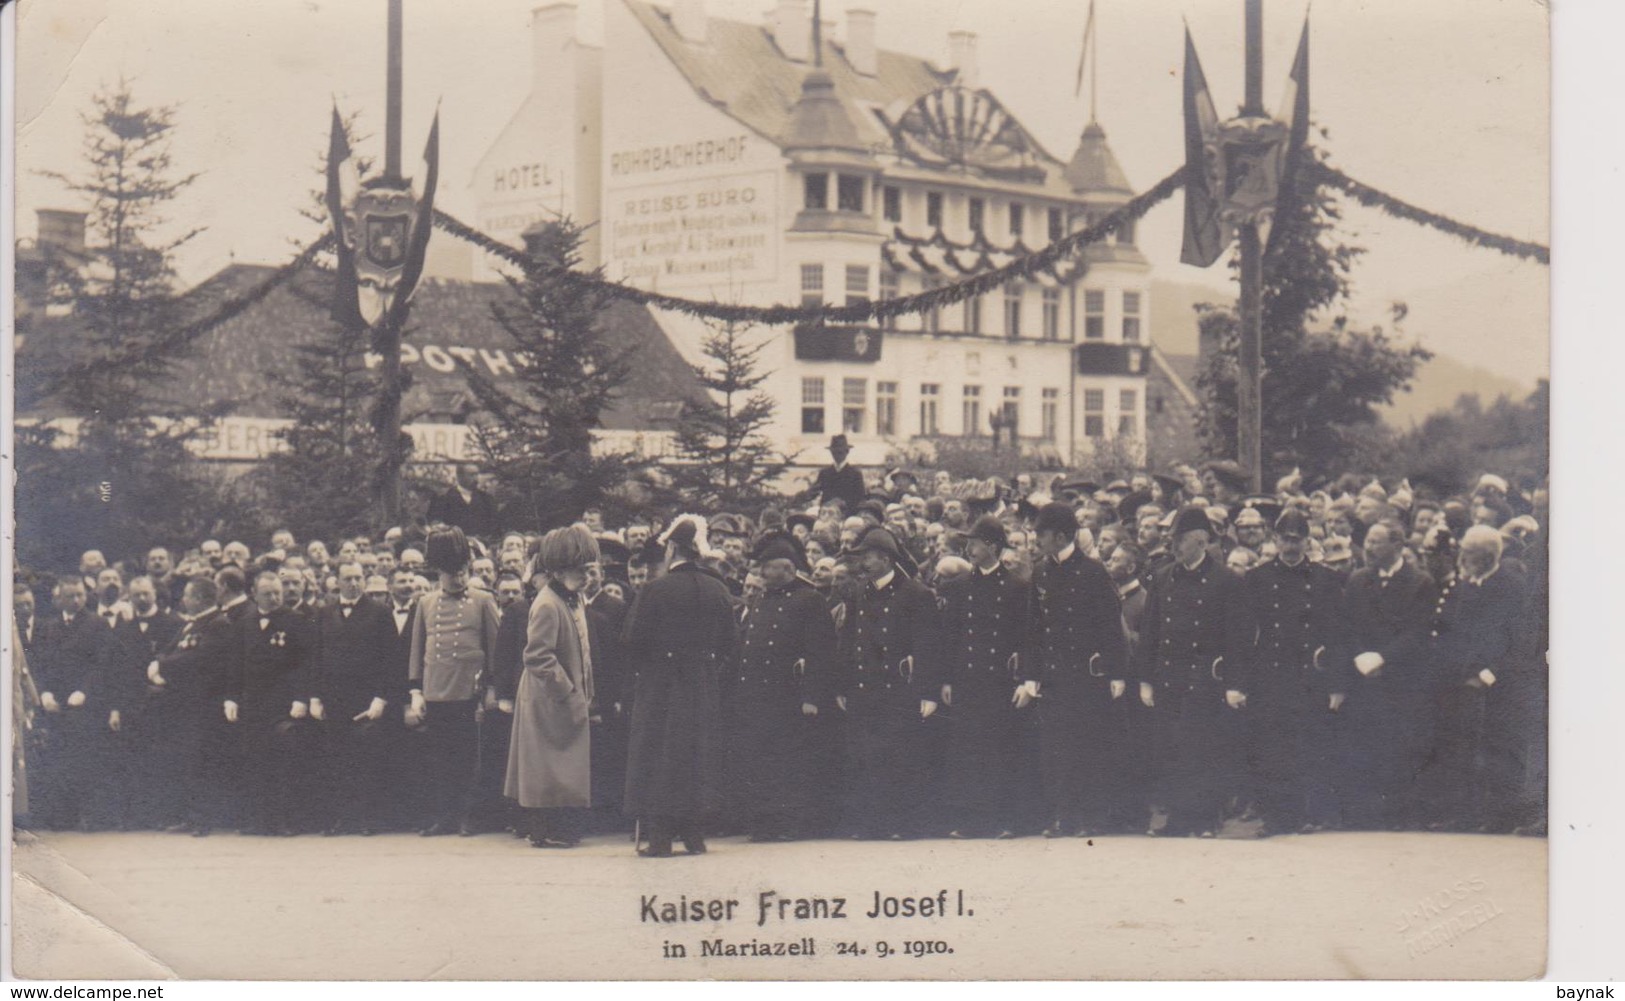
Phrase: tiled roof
[
  {"left": 1063, "top": 122, "right": 1134, "bottom": 196},
  {"left": 19, "top": 264, "right": 709, "bottom": 430}
]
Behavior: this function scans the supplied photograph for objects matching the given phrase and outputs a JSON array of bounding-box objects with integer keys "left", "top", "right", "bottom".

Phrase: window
[
  {"left": 800, "top": 264, "right": 824, "bottom": 307},
  {"left": 876, "top": 381, "right": 898, "bottom": 436},
  {"left": 1042, "top": 287, "right": 1061, "bottom": 340},
  {"left": 962, "top": 385, "right": 983, "bottom": 437},
  {"left": 919, "top": 383, "right": 940, "bottom": 435},
  {"left": 965, "top": 294, "right": 982, "bottom": 335},
  {"left": 837, "top": 174, "right": 865, "bottom": 213},
  {"left": 1008, "top": 202, "right": 1024, "bottom": 239},
  {"left": 843, "top": 378, "right": 867, "bottom": 434},
  {"left": 923, "top": 278, "right": 942, "bottom": 333},
  {"left": 1084, "top": 388, "right": 1105, "bottom": 438},
  {"left": 1048, "top": 207, "right": 1065, "bottom": 242},
  {"left": 1041, "top": 387, "right": 1060, "bottom": 441},
  {"left": 1084, "top": 289, "right": 1105, "bottom": 341},
  {"left": 927, "top": 191, "right": 944, "bottom": 228},
  {"left": 1003, "top": 282, "right": 1023, "bottom": 338},
  {"left": 803, "top": 172, "right": 828, "bottom": 210},
  {"left": 846, "top": 265, "right": 870, "bottom": 307},
  {"left": 801, "top": 377, "right": 826, "bottom": 434},
  {"left": 968, "top": 197, "right": 985, "bottom": 235},
  {"left": 1001, "top": 386, "right": 1021, "bottom": 434},
  {"left": 1118, "top": 389, "right": 1138, "bottom": 437},
  {"left": 1123, "top": 291, "right": 1142, "bottom": 343},
  {"left": 1118, "top": 217, "right": 1137, "bottom": 246},
  {"left": 882, "top": 185, "right": 902, "bottom": 223},
  {"left": 878, "top": 269, "right": 900, "bottom": 330}
]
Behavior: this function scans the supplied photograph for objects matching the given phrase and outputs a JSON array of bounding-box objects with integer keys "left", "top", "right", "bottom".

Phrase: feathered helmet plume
[{"left": 658, "top": 513, "right": 723, "bottom": 560}]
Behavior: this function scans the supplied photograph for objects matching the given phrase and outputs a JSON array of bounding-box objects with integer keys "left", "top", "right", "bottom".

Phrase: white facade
[{"left": 471, "top": 0, "right": 1154, "bottom": 469}]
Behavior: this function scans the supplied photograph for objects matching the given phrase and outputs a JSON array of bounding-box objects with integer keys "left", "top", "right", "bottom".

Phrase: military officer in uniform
[
  {"left": 1239, "top": 510, "right": 1347, "bottom": 834},
  {"left": 938, "top": 516, "right": 1032, "bottom": 839},
  {"left": 1134, "top": 506, "right": 1251, "bottom": 838},
  {"left": 1024, "top": 504, "right": 1128, "bottom": 837},
  {"left": 727, "top": 535, "right": 836, "bottom": 842},
  {"left": 838, "top": 527, "right": 941, "bottom": 840}
]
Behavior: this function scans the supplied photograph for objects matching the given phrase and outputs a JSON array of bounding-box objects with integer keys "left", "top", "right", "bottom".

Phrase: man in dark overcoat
[
  {"left": 938, "top": 516, "right": 1031, "bottom": 839},
  {"left": 227, "top": 571, "right": 316, "bottom": 836},
  {"left": 144, "top": 576, "right": 237, "bottom": 834},
  {"left": 622, "top": 516, "right": 737, "bottom": 857},
  {"left": 1239, "top": 510, "right": 1347, "bottom": 835},
  {"left": 727, "top": 535, "right": 835, "bottom": 842},
  {"left": 30, "top": 576, "right": 103, "bottom": 829},
  {"left": 1338, "top": 521, "right": 1438, "bottom": 830},
  {"left": 310, "top": 560, "right": 399, "bottom": 835},
  {"left": 91, "top": 576, "right": 182, "bottom": 829},
  {"left": 837, "top": 527, "right": 941, "bottom": 840},
  {"left": 1024, "top": 504, "right": 1128, "bottom": 837},
  {"left": 1133, "top": 506, "right": 1252, "bottom": 837}
]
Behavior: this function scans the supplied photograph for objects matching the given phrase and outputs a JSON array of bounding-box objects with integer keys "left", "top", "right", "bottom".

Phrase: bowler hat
[{"left": 829, "top": 434, "right": 852, "bottom": 452}]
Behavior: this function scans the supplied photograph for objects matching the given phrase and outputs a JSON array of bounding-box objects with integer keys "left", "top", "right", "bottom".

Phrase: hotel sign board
[{"left": 606, "top": 169, "right": 779, "bottom": 287}]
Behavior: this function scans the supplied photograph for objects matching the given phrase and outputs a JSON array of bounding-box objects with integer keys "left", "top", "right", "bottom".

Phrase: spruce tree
[
  {"left": 670, "top": 318, "right": 791, "bottom": 511},
  {"left": 459, "top": 218, "right": 638, "bottom": 530},
  {"left": 16, "top": 81, "right": 224, "bottom": 568}
]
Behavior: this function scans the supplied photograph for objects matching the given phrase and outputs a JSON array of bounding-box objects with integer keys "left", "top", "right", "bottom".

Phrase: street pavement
[{"left": 10, "top": 828, "right": 1545, "bottom": 981}]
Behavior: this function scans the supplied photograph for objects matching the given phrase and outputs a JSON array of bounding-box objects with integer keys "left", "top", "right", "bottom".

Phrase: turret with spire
[{"left": 783, "top": 0, "right": 877, "bottom": 233}]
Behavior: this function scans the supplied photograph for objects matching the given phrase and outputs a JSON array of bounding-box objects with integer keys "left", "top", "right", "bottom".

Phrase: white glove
[
  {"left": 1477, "top": 668, "right": 1497, "bottom": 688},
  {"left": 483, "top": 687, "right": 498, "bottom": 711},
  {"left": 67, "top": 690, "right": 86, "bottom": 708},
  {"left": 41, "top": 692, "right": 60, "bottom": 713},
  {"left": 1329, "top": 692, "right": 1347, "bottom": 712},
  {"left": 1012, "top": 679, "right": 1039, "bottom": 709},
  {"left": 1139, "top": 682, "right": 1155, "bottom": 708},
  {"left": 836, "top": 695, "right": 848, "bottom": 712},
  {"left": 108, "top": 709, "right": 122, "bottom": 732},
  {"left": 224, "top": 700, "right": 239, "bottom": 723},
  {"left": 410, "top": 690, "right": 427, "bottom": 717},
  {"left": 147, "top": 660, "right": 166, "bottom": 687},
  {"left": 1354, "top": 652, "right": 1384, "bottom": 677},
  {"left": 291, "top": 700, "right": 309, "bottom": 720},
  {"left": 920, "top": 699, "right": 938, "bottom": 719},
  {"left": 1225, "top": 689, "right": 1246, "bottom": 709},
  {"left": 309, "top": 698, "right": 325, "bottom": 721},
  {"left": 493, "top": 698, "right": 510, "bottom": 714},
  {"left": 1110, "top": 679, "right": 1126, "bottom": 699},
  {"left": 801, "top": 702, "right": 819, "bottom": 717},
  {"left": 940, "top": 684, "right": 953, "bottom": 706},
  {"left": 353, "top": 697, "right": 388, "bottom": 722}
]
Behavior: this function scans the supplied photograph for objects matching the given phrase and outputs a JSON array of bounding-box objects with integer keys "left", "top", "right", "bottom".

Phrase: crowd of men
[{"left": 9, "top": 447, "right": 1549, "bottom": 850}]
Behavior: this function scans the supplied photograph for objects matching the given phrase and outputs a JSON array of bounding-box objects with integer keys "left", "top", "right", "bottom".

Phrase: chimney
[
  {"left": 672, "top": 0, "right": 707, "bottom": 43},
  {"left": 846, "top": 9, "right": 876, "bottom": 76},
  {"left": 948, "top": 29, "right": 978, "bottom": 89},
  {"left": 36, "top": 209, "right": 87, "bottom": 257},
  {"left": 771, "top": 0, "right": 810, "bottom": 62},
  {"left": 532, "top": 3, "right": 578, "bottom": 82}
]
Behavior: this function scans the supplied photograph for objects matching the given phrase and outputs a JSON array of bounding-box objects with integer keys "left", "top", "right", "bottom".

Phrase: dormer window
[
  {"left": 837, "top": 174, "right": 866, "bottom": 213},
  {"left": 803, "top": 173, "right": 829, "bottom": 210}
]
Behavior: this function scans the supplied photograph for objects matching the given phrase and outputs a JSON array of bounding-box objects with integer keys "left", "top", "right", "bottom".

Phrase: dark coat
[
  {"left": 383, "top": 600, "right": 418, "bottom": 702},
  {"left": 1027, "top": 547, "right": 1126, "bottom": 696},
  {"left": 841, "top": 571, "right": 942, "bottom": 700},
  {"left": 426, "top": 486, "right": 502, "bottom": 540},
  {"left": 312, "top": 599, "right": 398, "bottom": 717},
  {"left": 621, "top": 562, "right": 736, "bottom": 817},
  {"left": 1341, "top": 562, "right": 1438, "bottom": 698},
  {"left": 32, "top": 609, "right": 104, "bottom": 699},
  {"left": 490, "top": 602, "right": 528, "bottom": 703},
  {"left": 937, "top": 565, "right": 1032, "bottom": 820},
  {"left": 812, "top": 464, "right": 866, "bottom": 513},
  {"left": 1428, "top": 568, "right": 1534, "bottom": 692},
  {"left": 97, "top": 611, "right": 184, "bottom": 713},
  {"left": 727, "top": 579, "right": 837, "bottom": 820},
  {"left": 151, "top": 607, "right": 237, "bottom": 710},
  {"left": 228, "top": 607, "right": 315, "bottom": 721},
  {"left": 1241, "top": 558, "right": 1348, "bottom": 698},
  {"left": 1133, "top": 555, "right": 1251, "bottom": 692}
]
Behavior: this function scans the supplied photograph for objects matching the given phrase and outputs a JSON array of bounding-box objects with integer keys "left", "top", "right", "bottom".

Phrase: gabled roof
[
  {"left": 18, "top": 264, "right": 710, "bottom": 431},
  {"left": 624, "top": 0, "right": 955, "bottom": 150}
]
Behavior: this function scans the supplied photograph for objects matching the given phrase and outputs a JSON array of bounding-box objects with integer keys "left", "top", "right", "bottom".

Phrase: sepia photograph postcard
[{"left": 1, "top": 0, "right": 1573, "bottom": 983}]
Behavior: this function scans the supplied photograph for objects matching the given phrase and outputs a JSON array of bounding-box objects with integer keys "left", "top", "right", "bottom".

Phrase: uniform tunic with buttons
[
  {"left": 726, "top": 578, "right": 837, "bottom": 830},
  {"left": 938, "top": 564, "right": 1031, "bottom": 826},
  {"left": 1027, "top": 546, "right": 1127, "bottom": 829},
  {"left": 838, "top": 570, "right": 940, "bottom": 833},
  {"left": 407, "top": 589, "right": 502, "bottom": 704},
  {"left": 1133, "top": 554, "right": 1251, "bottom": 830}
]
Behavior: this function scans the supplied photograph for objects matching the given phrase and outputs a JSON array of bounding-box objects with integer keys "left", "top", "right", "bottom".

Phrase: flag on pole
[
  {"left": 387, "top": 109, "right": 440, "bottom": 328},
  {"left": 1074, "top": 1, "right": 1096, "bottom": 99},
  {"left": 1179, "top": 28, "right": 1232, "bottom": 267},
  {"left": 325, "top": 105, "right": 366, "bottom": 329},
  {"left": 1269, "top": 15, "right": 1311, "bottom": 252}
]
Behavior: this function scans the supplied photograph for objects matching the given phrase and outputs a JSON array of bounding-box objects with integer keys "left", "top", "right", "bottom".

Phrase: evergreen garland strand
[
  {"left": 433, "top": 164, "right": 1188, "bottom": 327},
  {"left": 1311, "top": 161, "right": 1549, "bottom": 265}
]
